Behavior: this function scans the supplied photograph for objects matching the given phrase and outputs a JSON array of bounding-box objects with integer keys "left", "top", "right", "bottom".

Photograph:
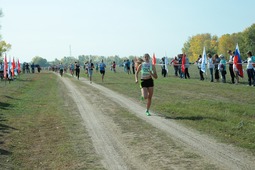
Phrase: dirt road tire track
[{"left": 61, "top": 74, "right": 255, "bottom": 170}]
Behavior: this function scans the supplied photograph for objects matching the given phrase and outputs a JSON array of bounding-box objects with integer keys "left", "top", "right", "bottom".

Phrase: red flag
[
  {"left": 152, "top": 53, "right": 156, "bottom": 65},
  {"left": 4, "top": 54, "right": 7, "bottom": 79},
  {"left": 233, "top": 44, "right": 243, "bottom": 77},
  {"left": 181, "top": 54, "right": 186, "bottom": 73},
  {"left": 12, "top": 58, "right": 16, "bottom": 77}
]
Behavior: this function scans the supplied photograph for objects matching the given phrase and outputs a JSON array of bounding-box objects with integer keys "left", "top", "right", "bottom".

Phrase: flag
[
  {"left": 152, "top": 53, "right": 156, "bottom": 65},
  {"left": 12, "top": 58, "right": 16, "bottom": 77},
  {"left": 201, "top": 47, "right": 207, "bottom": 73},
  {"left": 8, "top": 57, "right": 11, "bottom": 79},
  {"left": 233, "top": 44, "right": 243, "bottom": 77},
  {"left": 181, "top": 54, "right": 186, "bottom": 73},
  {"left": 4, "top": 54, "right": 7, "bottom": 79},
  {"left": 165, "top": 56, "right": 168, "bottom": 73}
]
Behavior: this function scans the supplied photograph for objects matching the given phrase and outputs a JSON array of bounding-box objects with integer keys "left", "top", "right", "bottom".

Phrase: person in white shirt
[
  {"left": 246, "top": 51, "right": 255, "bottom": 86},
  {"left": 207, "top": 53, "right": 214, "bottom": 82},
  {"left": 227, "top": 50, "right": 235, "bottom": 84},
  {"left": 196, "top": 55, "right": 204, "bottom": 80}
]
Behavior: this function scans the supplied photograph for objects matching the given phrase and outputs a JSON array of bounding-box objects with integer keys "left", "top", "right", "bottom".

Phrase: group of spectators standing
[
  {"left": 195, "top": 50, "right": 255, "bottom": 86},
  {"left": 159, "top": 50, "right": 255, "bottom": 86},
  {"left": 22, "top": 62, "right": 41, "bottom": 74},
  {"left": 169, "top": 54, "right": 190, "bottom": 79}
]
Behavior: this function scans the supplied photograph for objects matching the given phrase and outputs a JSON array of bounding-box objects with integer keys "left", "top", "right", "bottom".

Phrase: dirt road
[{"left": 61, "top": 75, "right": 255, "bottom": 170}]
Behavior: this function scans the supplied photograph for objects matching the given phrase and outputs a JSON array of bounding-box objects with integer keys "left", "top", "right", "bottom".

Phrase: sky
[{"left": 0, "top": 0, "right": 255, "bottom": 62}]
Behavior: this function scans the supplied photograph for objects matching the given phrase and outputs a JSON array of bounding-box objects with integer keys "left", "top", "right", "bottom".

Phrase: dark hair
[
  {"left": 247, "top": 51, "right": 252, "bottom": 56},
  {"left": 207, "top": 53, "right": 212, "bottom": 58},
  {"left": 214, "top": 54, "right": 219, "bottom": 58},
  {"left": 144, "top": 53, "right": 150, "bottom": 58}
]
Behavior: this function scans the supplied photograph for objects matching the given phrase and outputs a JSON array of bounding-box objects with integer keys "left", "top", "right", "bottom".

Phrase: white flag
[
  {"left": 165, "top": 56, "right": 168, "bottom": 73},
  {"left": 201, "top": 47, "right": 207, "bottom": 73}
]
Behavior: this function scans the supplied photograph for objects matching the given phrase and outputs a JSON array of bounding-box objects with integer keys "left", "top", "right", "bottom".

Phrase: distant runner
[
  {"left": 99, "top": 60, "right": 106, "bottom": 82},
  {"left": 135, "top": 53, "right": 158, "bottom": 116},
  {"left": 88, "top": 59, "right": 94, "bottom": 84},
  {"left": 70, "top": 63, "right": 75, "bottom": 76},
  {"left": 59, "top": 63, "right": 64, "bottom": 77},
  {"left": 75, "top": 61, "right": 80, "bottom": 80}
]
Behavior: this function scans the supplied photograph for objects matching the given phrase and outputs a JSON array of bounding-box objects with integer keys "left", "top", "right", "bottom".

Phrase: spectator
[
  {"left": 207, "top": 53, "right": 214, "bottom": 82},
  {"left": 219, "top": 54, "right": 227, "bottom": 83},
  {"left": 214, "top": 54, "right": 220, "bottom": 82},
  {"left": 184, "top": 55, "right": 190, "bottom": 79},
  {"left": 196, "top": 55, "right": 204, "bottom": 80},
  {"left": 161, "top": 57, "right": 167, "bottom": 77},
  {"left": 178, "top": 54, "right": 184, "bottom": 78},
  {"left": 170, "top": 57, "right": 179, "bottom": 77},
  {"left": 246, "top": 51, "right": 255, "bottom": 86},
  {"left": 227, "top": 50, "right": 235, "bottom": 84}
]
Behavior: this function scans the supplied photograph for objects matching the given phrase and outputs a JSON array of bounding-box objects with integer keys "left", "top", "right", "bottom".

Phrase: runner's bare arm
[
  {"left": 150, "top": 65, "right": 158, "bottom": 79},
  {"left": 135, "top": 64, "right": 142, "bottom": 83}
]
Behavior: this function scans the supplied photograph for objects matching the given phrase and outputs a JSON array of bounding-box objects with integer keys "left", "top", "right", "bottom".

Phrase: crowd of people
[
  {"left": 157, "top": 50, "right": 255, "bottom": 86},
  {"left": 193, "top": 50, "right": 255, "bottom": 86},
  {"left": 21, "top": 62, "right": 41, "bottom": 74}
]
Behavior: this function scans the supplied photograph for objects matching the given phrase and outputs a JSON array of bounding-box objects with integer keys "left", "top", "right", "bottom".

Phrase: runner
[
  {"left": 88, "top": 59, "right": 94, "bottom": 83},
  {"left": 99, "top": 59, "right": 106, "bottom": 82},
  {"left": 75, "top": 61, "right": 80, "bottom": 80},
  {"left": 59, "top": 63, "right": 64, "bottom": 77},
  {"left": 135, "top": 53, "right": 158, "bottom": 116},
  {"left": 112, "top": 61, "right": 116, "bottom": 73},
  {"left": 70, "top": 62, "right": 75, "bottom": 76}
]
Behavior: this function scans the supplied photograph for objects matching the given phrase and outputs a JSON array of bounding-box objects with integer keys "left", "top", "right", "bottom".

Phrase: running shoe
[{"left": 145, "top": 110, "right": 151, "bottom": 116}]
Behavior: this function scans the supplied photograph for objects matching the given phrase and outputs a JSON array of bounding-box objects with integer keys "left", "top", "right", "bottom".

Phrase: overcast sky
[{"left": 1, "top": 0, "right": 255, "bottom": 62}]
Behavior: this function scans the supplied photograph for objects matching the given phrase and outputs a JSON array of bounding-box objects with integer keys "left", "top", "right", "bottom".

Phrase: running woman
[
  {"left": 70, "top": 63, "right": 75, "bottom": 76},
  {"left": 88, "top": 59, "right": 94, "bottom": 83},
  {"left": 99, "top": 59, "right": 106, "bottom": 82},
  {"left": 135, "top": 53, "right": 158, "bottom": 116}
]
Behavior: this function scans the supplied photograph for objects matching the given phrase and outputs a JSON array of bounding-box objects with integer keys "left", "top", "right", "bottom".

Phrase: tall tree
[
  {"left": 32, "top": 56, "right": 48, "bottom": 67},
  {"left": 242, "top": 23, "right": 255, "bottom": 55},
  {"left": 218, "top": 34, "right": 236, "bottom": 60},
  {"left": 0, "top": 41, "right": 12, "bottom": 58},
  {"left": 182, "top": 38, "right": 191, "bottom": 57},
  {"left": 187, "top": 33, "right": 212, "bottom": 61}
]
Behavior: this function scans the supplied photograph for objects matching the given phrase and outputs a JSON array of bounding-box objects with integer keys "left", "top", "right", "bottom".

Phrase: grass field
[
  {"left": 0, "top": 73, "right": 104, "bottom": 169},
  {"left": 82, "top": 64, "right": 255, "bottom": 152},
  {"left": 1, "top": 64, "right": 254, "bottom": 168}
]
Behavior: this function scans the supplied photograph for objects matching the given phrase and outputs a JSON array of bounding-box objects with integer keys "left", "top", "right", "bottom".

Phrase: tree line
[{"left": 182, "top": 23, "right": 255, "bottom": 62}]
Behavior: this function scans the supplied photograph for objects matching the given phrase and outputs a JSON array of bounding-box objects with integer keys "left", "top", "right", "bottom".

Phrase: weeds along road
[{"left": 60, "top": 74, "right": 255, "bottom": 170}]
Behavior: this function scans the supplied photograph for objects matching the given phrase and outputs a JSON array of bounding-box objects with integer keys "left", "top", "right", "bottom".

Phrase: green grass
[
  {"left": 0, "top": 72, "right": 104, "bottom": 169},
  {"left": 83, "top": 65, "right": 255, "bottom": 153},
  {"left": 1, "top": 66, "right": 254, "bottom": 168}
]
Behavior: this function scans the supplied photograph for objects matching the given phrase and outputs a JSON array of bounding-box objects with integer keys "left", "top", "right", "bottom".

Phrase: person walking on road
[{"left": 135, "top": 53, "right": 158, "bottom": 116}]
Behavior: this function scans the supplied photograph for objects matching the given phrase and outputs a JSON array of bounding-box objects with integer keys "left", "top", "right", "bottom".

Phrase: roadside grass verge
[
  {"left": 0, "top": 72, "right": 104, "bottom": 169},
  {"left": 81, "top": 64, "right": 255, "bottom": 153}
]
